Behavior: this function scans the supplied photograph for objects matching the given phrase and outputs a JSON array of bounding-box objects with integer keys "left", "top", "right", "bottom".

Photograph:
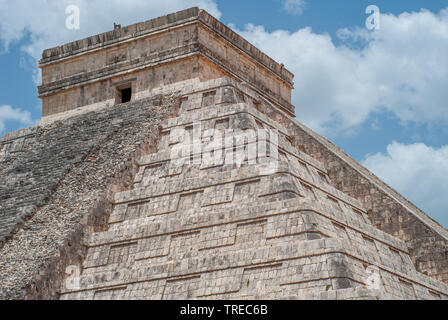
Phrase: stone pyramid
[{"left": 0, "top": 8, "right": 447, "bottom": 300}]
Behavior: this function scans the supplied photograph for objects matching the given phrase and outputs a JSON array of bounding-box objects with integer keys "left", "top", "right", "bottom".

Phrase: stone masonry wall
[
  {"left": 0, "top": 92, "right": 179, "bottom": 299},
  {"left": 292, "top": 129, "right": 448, "bottom": 284},
  {"left": 3, "top": 6, "right": 446, "bottom": 300},
  {"left": 254, "top": 93, "right": 448, "bottom": 284},
  {"left": 1, "top": 77, "right": 447, "bottom": 299},
  {"left": 41, "top": 56, "right": 200, "bottom": 116},
  {"left": 56, "top": 78, "right": 448, "bottom": 300},
  {"left": 38, "top": 7, "right": 294, "bottom": 119}
]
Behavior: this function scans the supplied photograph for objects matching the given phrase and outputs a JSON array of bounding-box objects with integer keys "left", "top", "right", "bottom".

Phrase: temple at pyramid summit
[{"left": 1, "top": 7, "right": 448, "bottom": 300}]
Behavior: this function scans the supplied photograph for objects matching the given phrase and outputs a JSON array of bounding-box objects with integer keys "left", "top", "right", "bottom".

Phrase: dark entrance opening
[{"left": 120, "top": 87, "right": 132, "bottom": 103}]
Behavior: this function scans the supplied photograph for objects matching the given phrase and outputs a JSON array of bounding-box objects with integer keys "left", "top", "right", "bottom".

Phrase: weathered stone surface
[
  {"left": 258, "top": 106, "right": 448, "bottom": 284},
  {"left": 38, "top": 7, "right": 293, "bottom": 118},
  {"left": 52, "top": 79, "right": 447, "bottom": 300},
  {"left": 0, "top": 92, "right": 178, "bottom": 299},
  {"left": 1, "top": 8, "right": 447, "bottom": 300}
]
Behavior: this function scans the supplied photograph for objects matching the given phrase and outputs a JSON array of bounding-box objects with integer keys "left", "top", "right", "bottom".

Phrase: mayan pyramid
[{"left": 1, "top": 7, "right": 447, "bottom": 300}]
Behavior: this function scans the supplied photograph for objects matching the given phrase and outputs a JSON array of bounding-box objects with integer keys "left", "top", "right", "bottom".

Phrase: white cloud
[
  {"left": 0, "top": 0, "right": 221, "bottom": 83},
  {"left": 0, "top": 104, "right": 34, "bottom": 133},
  {"left": 283, "top": 0, "right": 306, "bottom": 15},
  {"left": 232, "top": 8, "right": 448, "bottom": 135},
  {"left": 362, "top": 142, "right": 448, "bottom": 227},
  {"left": 1, "top": 2, "right": 448, "bottom": 138}
]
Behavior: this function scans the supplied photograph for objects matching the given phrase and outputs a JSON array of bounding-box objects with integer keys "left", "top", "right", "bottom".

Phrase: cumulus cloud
[
  {"left": 283, "top": 0, "right": 306, "bottom": 15},
  {"left": 2, "top": 2, "right": 448, "bottom": 138},
  {"left": 233, "top": 8, "right": 448, "bottom": 135},
  {"left": 0, "top": 105, "right": 34, "bottom": 133},
  {"left": 362, "top": 142, "right": 448, "bottom": 227},
  {"left": 0, "top": 0, "right": 220, "bottom": 83}
]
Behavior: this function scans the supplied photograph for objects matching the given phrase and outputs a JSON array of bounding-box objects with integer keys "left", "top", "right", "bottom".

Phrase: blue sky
[{"left": 0, "top": 0, "right": 447, "bottom": 227}]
